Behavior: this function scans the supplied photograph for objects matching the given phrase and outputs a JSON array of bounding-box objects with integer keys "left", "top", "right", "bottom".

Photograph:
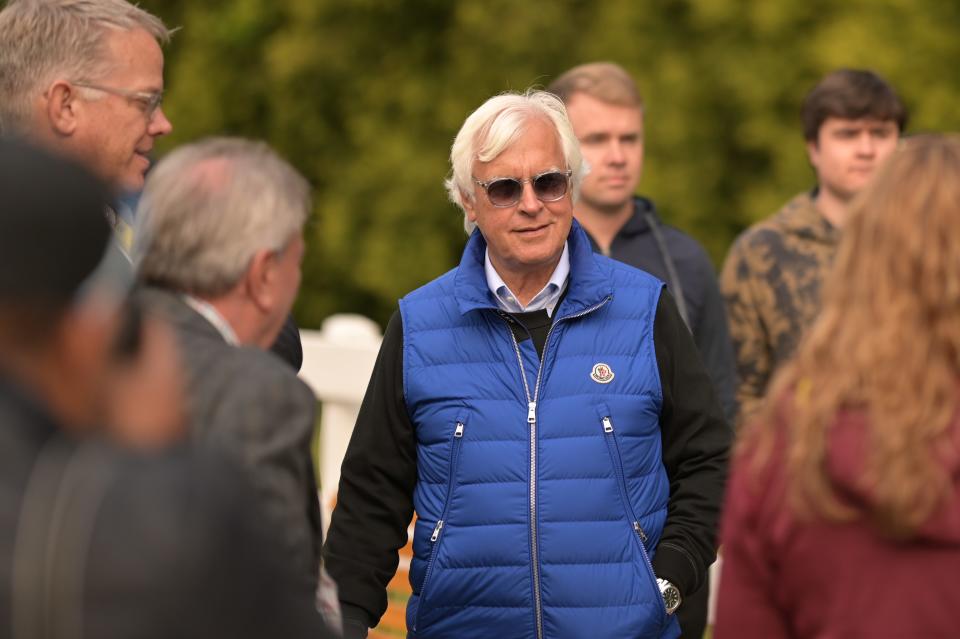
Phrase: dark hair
[{"left": 801, "top": 69, "right": 907, "bottom": 142}]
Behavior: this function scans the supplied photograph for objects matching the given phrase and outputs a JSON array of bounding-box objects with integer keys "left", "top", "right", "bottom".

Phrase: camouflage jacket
[{"left": 720, "top": 191, "right": 839, "bottom": 424}]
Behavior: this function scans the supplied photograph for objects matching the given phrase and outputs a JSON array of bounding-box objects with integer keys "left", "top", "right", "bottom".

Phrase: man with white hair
[
  {"left": 135, "top": 137, "right": 323, "bottom": 600},
  {"left": 324, "top": 90, "right": 730, "bottom": 639}
]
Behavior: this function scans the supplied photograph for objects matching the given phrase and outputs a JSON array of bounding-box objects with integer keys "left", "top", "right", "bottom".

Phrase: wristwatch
[{"left": 656, "top": 578, "right": 682, "bottom": 615}]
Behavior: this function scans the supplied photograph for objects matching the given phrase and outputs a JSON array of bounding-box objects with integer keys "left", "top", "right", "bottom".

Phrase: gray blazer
[{"left": 141, "top": 287, "right": 322, "bottom": 591}]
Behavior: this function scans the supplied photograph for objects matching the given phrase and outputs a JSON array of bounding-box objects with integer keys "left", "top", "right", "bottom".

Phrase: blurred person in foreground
[
  {"left": 720, "top": 69, "right": 906, "bottom": 425},
  {"left": 549, "top": 62, "right": 736, "bottom": 637},
  {"left": 324, "top": 90, "right": 730, "bottom": 639},
  {"left": 714, "top": 134, "right": 960, "bottom": 639},
  {"left": 0, "top": 137, "right": 333, "bottom": 639},
  {"left": 134, "top": 137, "right": 333, "bottom": 622},
  {"left": 0, "top": 0, "right": 303, "bottom": 370}
]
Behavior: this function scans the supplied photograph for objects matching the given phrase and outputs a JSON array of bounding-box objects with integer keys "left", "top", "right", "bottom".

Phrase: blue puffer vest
[{"left": 399, "top": 221, "right": 680, "bottom": 639}]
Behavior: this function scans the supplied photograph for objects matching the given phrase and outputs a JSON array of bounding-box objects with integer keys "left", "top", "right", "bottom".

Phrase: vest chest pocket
[
  {"left": 595, "top": 403, "right": 668, "bottom": 622},
  {"left": 413, "top": 414, "right": 467, "bottom": 632}
]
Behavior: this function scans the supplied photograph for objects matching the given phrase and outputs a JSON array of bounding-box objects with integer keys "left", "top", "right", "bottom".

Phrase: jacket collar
[
  {"left": 455, "top": 218, "right": 613, "bottom": 317},
  {"left": 618, "top": 196, "right": 658, "bottom": 236}
]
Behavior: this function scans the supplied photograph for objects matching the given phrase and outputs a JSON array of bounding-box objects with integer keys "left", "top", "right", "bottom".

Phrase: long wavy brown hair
[{"left": 743, "top": 134, "right": 960, "bottom": 538}]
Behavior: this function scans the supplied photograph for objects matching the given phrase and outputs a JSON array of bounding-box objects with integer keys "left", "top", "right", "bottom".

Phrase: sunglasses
[{"left": 473, "top": 169, "right": 572, "bottom": 208}]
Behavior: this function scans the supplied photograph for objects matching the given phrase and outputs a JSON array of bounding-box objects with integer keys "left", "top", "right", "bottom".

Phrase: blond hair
[
  {"left": 0, "top": 0, "right": 172, "bottom": 133},
  {"left": 547, "top": 62, "right": 643, "bottom": 110},
  {"left": 744, "top": 134, "right": 960, "bottom": 538}
]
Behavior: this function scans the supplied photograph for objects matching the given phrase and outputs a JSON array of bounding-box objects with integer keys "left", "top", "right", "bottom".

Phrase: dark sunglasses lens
[
  {"left": 533, "top": 172, "right": 569, "bottom": 201},
  {"left": 486, "top": 179, "right": 522, "bottom": 206}
]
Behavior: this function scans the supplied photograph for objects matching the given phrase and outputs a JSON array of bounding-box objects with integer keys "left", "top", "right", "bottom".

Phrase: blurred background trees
[{"left": 140, "top": 0, "right": 960, "bottom": 328}]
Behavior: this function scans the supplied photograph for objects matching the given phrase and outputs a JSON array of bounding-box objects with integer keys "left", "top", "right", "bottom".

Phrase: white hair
[
  {"left": 0, "top": 0, "right": 172, "bottom": 134},
  {"left": 135, "top": 137, "right": 310, "bottom": 297},
  {"left": 444, "top": 89, "right": 586, "bottom": 234}
]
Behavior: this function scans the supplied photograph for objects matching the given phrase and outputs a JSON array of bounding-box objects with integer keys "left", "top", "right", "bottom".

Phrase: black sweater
[{"left": 324, "top": 291, "right": 732, "bottom": 631}]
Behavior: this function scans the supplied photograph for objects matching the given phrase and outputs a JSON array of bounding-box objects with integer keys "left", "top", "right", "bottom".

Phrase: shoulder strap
[{"left": 644, "top": 212, "right": 691, "bottom": 329}]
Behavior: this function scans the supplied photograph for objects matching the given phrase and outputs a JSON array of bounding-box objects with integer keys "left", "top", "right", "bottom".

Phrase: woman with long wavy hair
[{"left": 713, "top": 134, "right": 960, "bottom": 639}]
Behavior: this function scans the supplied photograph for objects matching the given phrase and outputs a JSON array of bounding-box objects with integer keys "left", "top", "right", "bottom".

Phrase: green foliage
[{"left": 140, "top": 0, "right": 960, "bottom": 328}]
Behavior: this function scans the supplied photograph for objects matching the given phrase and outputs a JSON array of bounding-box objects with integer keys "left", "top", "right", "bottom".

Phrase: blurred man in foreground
[{"left": 0, "top": 137, "right": 333, "bottom": 639}]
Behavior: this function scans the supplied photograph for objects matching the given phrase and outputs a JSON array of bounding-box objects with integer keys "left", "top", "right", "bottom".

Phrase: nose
[
  {"left": 856, "top": 132, "right": 876, "bottom": 156},
  {"left": 149, "top": 106, "right": 173, "bottom": 137},
  {"left": 607, "top": 140, "right": 626, "bottom": 165},
  {"left": 517, "top": 179, "right": 542, "bottom": 215}
]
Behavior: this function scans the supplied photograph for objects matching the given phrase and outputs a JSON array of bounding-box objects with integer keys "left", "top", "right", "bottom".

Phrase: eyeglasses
[
  {"left": 73, "top": 82, "right": 164, "bottom": 118},
  {"left": 473, "top": 169, "right": 572, "bottom": 208}
]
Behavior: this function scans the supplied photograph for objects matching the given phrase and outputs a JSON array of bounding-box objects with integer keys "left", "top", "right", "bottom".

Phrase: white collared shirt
[
  {"left": 484, "top": 242, "right": 569, "bottom": 317},
  {"left": 182, "top": 295, "right": 239, "bottom": 346}
]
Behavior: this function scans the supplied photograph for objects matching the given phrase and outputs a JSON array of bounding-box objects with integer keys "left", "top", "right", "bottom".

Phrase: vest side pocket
[
  {"left": 413, "top": 413, "right": 468, "bottom": 633},
  {"left": 595, "top": 403, "right": 668, "bottom": 623}
]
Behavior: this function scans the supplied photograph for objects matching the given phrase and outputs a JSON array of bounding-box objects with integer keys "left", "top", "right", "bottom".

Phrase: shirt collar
[
  {"left": 484, "top": 242, "right": 570, "bottom": 317},
  {"left": 181, "top": 295, "right": 239, "bottom": 346}
]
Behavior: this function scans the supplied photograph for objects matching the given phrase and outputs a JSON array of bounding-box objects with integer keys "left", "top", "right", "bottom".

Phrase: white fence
[{"left": 299, "top": 314, "right": 383, "bottom": 530}]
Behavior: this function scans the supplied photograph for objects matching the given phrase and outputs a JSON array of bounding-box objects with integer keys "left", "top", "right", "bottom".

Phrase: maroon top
[{"left": 714, "top": 408, "right": 960, "bottom": 639}]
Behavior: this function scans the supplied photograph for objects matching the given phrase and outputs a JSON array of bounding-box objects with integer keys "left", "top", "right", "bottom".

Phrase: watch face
[
  {"left": 657, "top": 579, "right": 681, "bottom": 614},
  {"left": 663, "top": 586, "right": 681, "bottom": 613}
]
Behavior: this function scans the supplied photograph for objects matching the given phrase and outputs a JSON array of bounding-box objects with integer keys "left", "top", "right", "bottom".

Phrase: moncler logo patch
[{"left": 590, "top": 362, "right": 615, "bottom": 384}]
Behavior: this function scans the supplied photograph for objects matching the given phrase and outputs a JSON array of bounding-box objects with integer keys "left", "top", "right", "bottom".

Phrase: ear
[
  {"left": 244, "top": 248, "right": 278, "bottom": 313},
  {"left": 44, "top": 80, "right": 82, "bottom": 136},
  {"left": 461, "top": 190, "right": 478, "bottom": 223},
  {"left": 805, "top": 138, "right": 820, "bottom": 170}
]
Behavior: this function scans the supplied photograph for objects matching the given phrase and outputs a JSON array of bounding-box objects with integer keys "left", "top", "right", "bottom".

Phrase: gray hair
[
  {"left": 135, "top": 137, "right": 311, "bottom": 297},
  {"left": 0, "top": 0, "right": 172, "bottom": 134},
  {"left": 445, "top": 89, "right": 586, "bottom": 235}
]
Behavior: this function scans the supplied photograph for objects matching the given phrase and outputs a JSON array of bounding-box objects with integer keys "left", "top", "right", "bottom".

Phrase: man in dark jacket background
[{"left": 548, "top": 62, "right": 736, "bottom": 639}]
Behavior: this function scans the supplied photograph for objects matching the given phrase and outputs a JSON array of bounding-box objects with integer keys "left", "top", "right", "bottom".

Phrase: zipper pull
[
  {"left": 527, "top": 401, "right": 537, "bottom": 424},
  {"left": 633, "top": 521, "right": 648, "bottom": 543},
  {"left": 602, "top": 416, "right": 613, "bottom": 433},
  {"left": 455, "top": 422, "right": 464, "bottom": 438},
  {"left": 431, "top": 520, "right": 444, "bottom": 542}
]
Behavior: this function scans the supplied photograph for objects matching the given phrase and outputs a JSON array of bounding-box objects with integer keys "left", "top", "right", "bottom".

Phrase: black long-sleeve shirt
[{"left": 324, "top": 291, "right": 732, "bottom": 631}]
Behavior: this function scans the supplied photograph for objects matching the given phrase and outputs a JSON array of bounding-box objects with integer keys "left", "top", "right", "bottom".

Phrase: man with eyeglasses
[
  {"left": 0, "top": 0, "right": 172, "bottom": 201},
  {"left": 0, "top": 0, "right": 305, "bottom": 371},
  {"left": 324, "top": 90, "right": 730, "bottom": 639}
]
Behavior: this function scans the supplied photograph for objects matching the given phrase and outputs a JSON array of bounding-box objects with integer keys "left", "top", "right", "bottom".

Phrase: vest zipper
[
  {"left": 414, "top": 419, "right": 466, "bottom": 632},
  {"left": 499, "top": 295, "right": 611, "bottom": 639}
]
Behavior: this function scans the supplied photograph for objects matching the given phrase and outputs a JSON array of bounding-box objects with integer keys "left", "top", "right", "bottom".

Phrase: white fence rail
[{"left": 299, "top": 314, "right": 382, "bottom": 530}]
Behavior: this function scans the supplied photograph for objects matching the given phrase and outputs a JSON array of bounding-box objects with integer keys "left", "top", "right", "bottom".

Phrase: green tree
[{"left": 141, "top": 0, "right": 960, "bottom": 328}]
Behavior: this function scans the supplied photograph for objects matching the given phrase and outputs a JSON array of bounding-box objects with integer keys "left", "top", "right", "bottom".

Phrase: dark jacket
[
  {"left": 0, "top": 379, "right": 333, "bottom": 639},
  {"left": 715, "top": 407, "right": 960, "bottom": 639},
  {"left": 324, "top": 222, "right": 732, "bottom": 637},
  {"left": 585, "top": 197, "right": 738, "bottom": 424},
  {"left": 141, "top": 287, "right": 323, "bottom": 592}
]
